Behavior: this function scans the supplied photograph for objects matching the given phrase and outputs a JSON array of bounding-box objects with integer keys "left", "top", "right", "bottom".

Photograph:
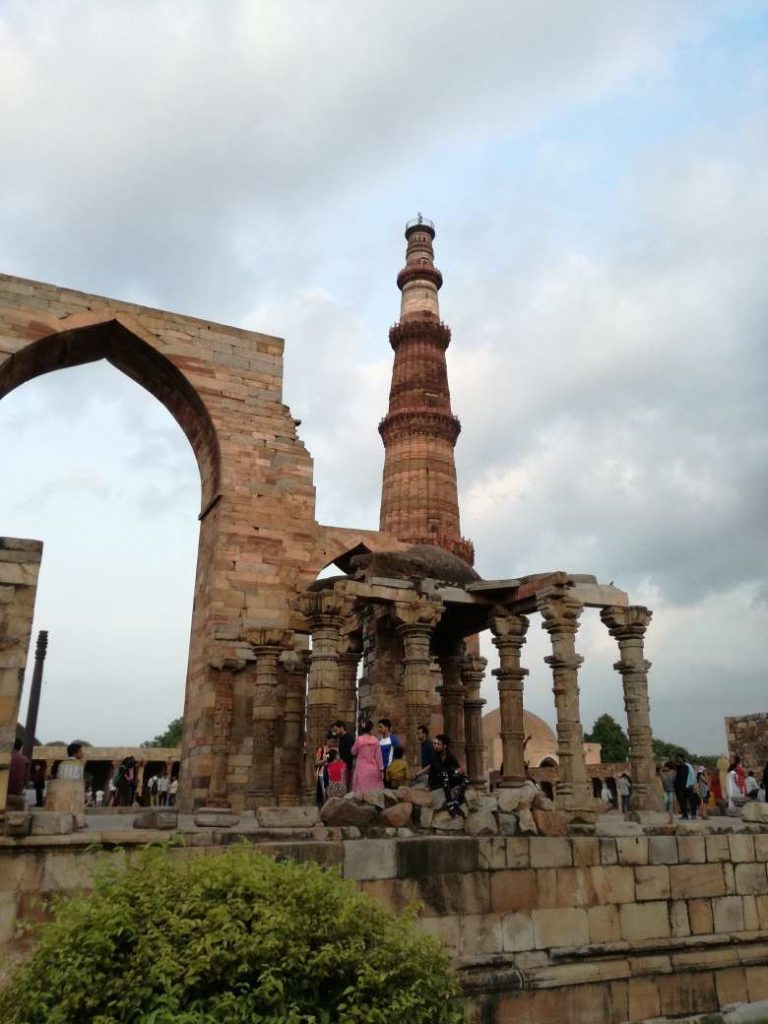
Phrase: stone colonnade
[{"left": 489, "top": 587, "right": 660, "bottom": 815}]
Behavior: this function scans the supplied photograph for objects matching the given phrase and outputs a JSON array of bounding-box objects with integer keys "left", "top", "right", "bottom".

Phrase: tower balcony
[
  {"left": 378, "top": 408, "right": 461, "bottom": 446},
  {"left": 388, "top": 317, "right": 451, "bottom": 351}
]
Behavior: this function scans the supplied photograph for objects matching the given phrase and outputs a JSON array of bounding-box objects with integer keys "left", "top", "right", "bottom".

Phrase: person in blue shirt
[
  {"left": 377, "top": 718, "right": 400, "bottom": 770},
  {"left": 417, "top": 724, "right": 432, "bottom": 769}
]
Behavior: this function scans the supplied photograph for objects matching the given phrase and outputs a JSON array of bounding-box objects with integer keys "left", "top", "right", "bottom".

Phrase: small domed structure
[{"left": 482, "top": 706, "right": 558, "bottom": 771}]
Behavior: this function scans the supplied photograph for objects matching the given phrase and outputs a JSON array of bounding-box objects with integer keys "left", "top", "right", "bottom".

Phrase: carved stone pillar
[
  {"left": 278, "top": 646, "right": 308, "bottom": 806},
  {"left": 601, "top": 605, "right": 661, "bottom": 812},
  {"left": 338, "top": 632, "right": 362, "bottom": 730},
  {"left": 298, "top": 591, "right": 345, "bottom": 792},
  {"left": 438, "top": 645, "right": 466, "bottom": 768},
  {"left": 394, "top": 599, "right": 442, "bottom": 773},
  {"left": 462, "top": 653, "right": 487, "bottom": 785},
  {"left": 490, "top": 609, "right": 530, "bottom": 787},
  {"left": 538, "top": 588, "right": 593, "bottom": 820},
  {"left": 247, "top": 630, "right": 289, "bottom": 805},
  {"left": 207, "top": 656, "right": 246, "bottom": 808}
]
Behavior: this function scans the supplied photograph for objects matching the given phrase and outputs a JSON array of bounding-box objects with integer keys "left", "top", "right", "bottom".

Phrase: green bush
[{"left": 0, "top": 846, "right": 464, "bottom": 1024}]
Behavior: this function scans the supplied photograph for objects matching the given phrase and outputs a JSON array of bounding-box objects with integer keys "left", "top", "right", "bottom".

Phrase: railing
[{"left": 405, "top": 214, "right": 434, "bottom": 231}]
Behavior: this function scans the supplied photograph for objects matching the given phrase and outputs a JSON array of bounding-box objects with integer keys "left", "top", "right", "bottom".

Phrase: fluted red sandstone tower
[{"left": 379, "top": 217, "right": 474, "bottom": 565}]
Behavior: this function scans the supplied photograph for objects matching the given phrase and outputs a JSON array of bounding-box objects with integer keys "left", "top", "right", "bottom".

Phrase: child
[
  {"left": 323, "top": 749, "right": 348, "bottom": 799},
  {"left": 385, "top": 743, "right": 409, "bottom": 789}
]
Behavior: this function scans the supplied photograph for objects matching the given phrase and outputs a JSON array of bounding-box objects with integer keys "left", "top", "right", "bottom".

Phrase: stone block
[
  {"left": 657, "top": 972, "right": 718, "bottom": 1019},
  {"left": 3, "top": 811, "right": 31, "bottom": 837},
  {"left": 742, "top": 801, "right": 768, "bottom": 824},
  {"left": 587, "top": 904, "right": 621, "bottom": 943},
  {"left": 649, "top": 835, "right": 679, "bottom": 865},
  {"left": 677, "top": 835, "right": 706, "bottom": 863},
  {"left": 343, "top": 839, "right": 397, "bottom": 881},
  {"left": 0, "top": 892, "right": 18, "bottom": 943},
  {"left": 599, "top": 839, "right": 618, "bottom": 865},
  {"left": 194, "top": 810, "right": 240, "bottom": 828},
  {"left": 669, "top": 863, "right": 726, "bottom": 900},
  {"left": 743, "top": 894, "right": 760, "bottom": 930},
  {"left": 29, "top": 812, "right": 76, "bottom": 836},
  {"left": 532, "top": 792, "right": 556, "bottom": 812},
  {"left": 627, "top": 977, "right": 661, "bottom": 1023},
  {"left": 417, "top": 871, "right": 489, "bottom": 917},
  {"left": 572, "top": 838, "right": 600, "bottom": 867},
  {"left": 362, "top": 791, "right": 387, "bottom": 810},
  {"left": 498, "top": 813, "right": 518, "bottom": 835},
  {"left": 757, "top": 894, "right": 768, "bottom": 929},
  {"left": 556, "top": 867, "right": 596, "bottom": 908},
  {"left": 516, "top": 809, "right": 537, "bottom": 835},
  {"left": 532, "top": 907, "right": 588, "bottom": 949},
  {"left": 506, "top": 837, "right": 530, "bottom": 868},
  {"left": 490, "top": 870, "right": 538, "bottom": 913},
  {"left": 734, "top": 862, "right": 768, "bottom": 895},
  {"left": 397, "top": 837, "right": 478, "bottom": 878},
  {"left": 432, "top": 811, "right": 464, "bottom": 831},
  {"left": 502, "top": 911, "right": 536, "bottom": 952},
  {"left": 589, "top": 865, "right": 635, "bottom": 904},
  {"left": 634, "top": 865, "right": 670, "bottom": 901},
  {"left": 256, "top": 806, "right": 318, "bottom": 828},
  {"left": 669, "top": 900, "right": 690, "bottom": 937},
  {"left": 379, "top": 802, "right": 413, "bottom": 828},
  {"left": 320, "top": 798, "right": 376, "bottom": 828},
  {"left": 395, "top": 786, "right": 432, "bottom": 807},
  {"left": 754, "top": 835, "right": 768, "bottom": 862},
  {"left": 134, "top": 810, "right": 178, "bottom": 830},
  {"left": 687, "top": 898, "right": 714, "bottom": 935},
  {"left": 619, "top": 901, "right": 671, "bottom": 942},
  {"left": 714, "top": 966, "right": 748, "bottom": 1008},
  {"left": 746, "top": 964, "right": 768, "bottom": 1001},
  {"left": 595, "top": 820, "right": 643, "bottom": 838},
  {"left": 465, "top": 808, "right": 498, "bottom": 836},
  {"left": 616, "top": 837, "right": 648, "bottom": 865},
  {"left": 477, "top": 837, "right": 506, "bottom": 871},
  {"left": 530, "top": 838, "right": 572, "bottom": 869},
  {"left": 496, "top": 782, "right": 537, "bottom": 814},
  {"left": 706, "top": 834, "right": 732, "bottom": 862},
  {"left": 531, "top": 808, "right": 568, "bottom": 836},
  {"left": 415, "top": 806, "right": 433, "bottom": 828},
  {"left": 417, "top": 914, "right": 461, "bottom": 956},
  {"left": 459, "top": 913, "right": 503, "bottom": 956},
  {"left": 712, "top": 895, "right": 745, "bottom": 933},
  {"left": 729, "top": 835, "right": 756, "bottom": 863}
]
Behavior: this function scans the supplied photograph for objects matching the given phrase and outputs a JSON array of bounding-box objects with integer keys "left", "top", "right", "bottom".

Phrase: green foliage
[
  {"left": 0, "top": 846, "right": 464, "bottom": 1024},
  {"left": 652, "top": 737, "right": 717, "bottom": 769},
  {"left": 141, "top": 717, "right": 183, "bottom": 748},
  {"left": 585, "top": 713, "right": 629, "bottom": 763}
]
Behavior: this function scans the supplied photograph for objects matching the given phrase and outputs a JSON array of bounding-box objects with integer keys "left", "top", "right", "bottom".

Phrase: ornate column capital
[
  {"left": 490, "top": 607, "right": 530, "bottom": 646},
  {"left": 246, "top": 627, "right": 293, "bottom": 653},
  {"left": 393, "top": 597, "right": 443, "bottom": 635},
  {"left": 208, "top": 655, "right": 248, "bottom": 673},
  {"left": 537, "top": 588, "right": 583, "bottom": 636},
  {"left": 600, "top": 605, "right": 652, "bottom": 641}
]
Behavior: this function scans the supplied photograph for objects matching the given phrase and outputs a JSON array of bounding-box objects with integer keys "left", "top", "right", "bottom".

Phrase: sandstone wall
[
  {"left": 0, "top": 538, "right": 42, "bottom": 807},
  {"left": 726, "top": 713, "right": 768, "bottom": 774},
  {"left": 2, "top": 831, "right": 767, "bottom": 1023}
]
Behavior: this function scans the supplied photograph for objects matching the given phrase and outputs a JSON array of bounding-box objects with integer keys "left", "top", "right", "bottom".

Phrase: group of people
[
  {"left": 314, "top": 719, "right": 469, "bottom": 816},
  {"left": 658, "top": 754, "right": 768, "bottom": 819}
]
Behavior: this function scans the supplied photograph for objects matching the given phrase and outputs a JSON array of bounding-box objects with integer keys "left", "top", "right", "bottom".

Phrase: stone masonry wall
[
  {"left": 1, "top": 830, "right": 767, "bottom": 1023},
  {"left": 726, "top": 713, "right": 768, "bottom": 775},
  {"left": 0, "top": 538, "right": 42, "bottom": 807}
]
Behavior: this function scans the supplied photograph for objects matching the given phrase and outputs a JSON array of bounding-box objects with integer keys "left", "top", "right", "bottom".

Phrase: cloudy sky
[{"left": 1, "top": 1, "right": 766, "bottom": 753}]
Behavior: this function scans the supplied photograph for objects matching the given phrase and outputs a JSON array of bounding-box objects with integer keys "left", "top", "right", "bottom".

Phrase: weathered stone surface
[
  {"left": 395, "top": 786, "right": 432, "bottom": 807},
  {"left": 362, "top": 791, "right": 387, "bottom": 810},
  {"left": 532, "top": 792, "right": 556, "bottom": 812},
  {"left": 256, "top": 806, "right": 317, "bottom": 828},
  {"left": 134, "top": 810, "right": 178, "bottom": 830},
  {"left": 532, "top": 808, "right": 568, "bottom": 837},
  {"left": 595, "top": 820, "right": 644, "bottom": 838},
  {"left": 634, "top": 865, "right": 671, "bottom": 901},
  {"left": 3, "top": 811, "right": 31, "bottom": 837},
  {"left": 516, "top": 809, "right": 538, "bottom": 835},
  {"left": 465, "top": 808, "right": 498, "bottom": 836},
  {"left": 531, "top": 838, "right": 572, "bottom": 869},
  {"left": 432, "top": 811, "right": 465, "bottom": 831},
  {"left": 416, "top": 806, "right": 434, "bottom": 828},
  {"left": 430, "top": 788, "right": 447, "bottom": 811},
  {"left": 649, "top": 835, "right": 679, "bottom": 865},
  {"left": 497, "top": 783, "right": 537, "bottom": 814},
  {"left": 30, "top": 812, "right": 75, "bottom": 836},
  {"left": 379, "top": 802, "right": 413, "bottom": 828},
  {"left": 194, "top": 810, "right": 240, "bottom": 828},
  {"left": 619, "top": 900, "right": 670, "bottom": 942},
  {"left": 320, "top": 798, "right": 376, "bottom": 828},
  {"left": 734, "top": 863, "right": 768, "bottom": 896},
  {"left": 498, "top": 812, "right": 518, "bottom": 836},
  {"left": 343, "top": 838, "right": 397, "bottom": 880},
  {"left": 742, "top": 802, "right": 768, "bottom": 824},
  {"left": 615, "top": 837, "right": 649, "bottom": 865},
  {"left": 532, "top": 907, "right": 589, "bottom": 949}
]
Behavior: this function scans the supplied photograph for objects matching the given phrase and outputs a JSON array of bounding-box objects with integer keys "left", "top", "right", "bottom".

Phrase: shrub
[{"left": 0, "top": 846, "right": 464, "bottom": 1024}]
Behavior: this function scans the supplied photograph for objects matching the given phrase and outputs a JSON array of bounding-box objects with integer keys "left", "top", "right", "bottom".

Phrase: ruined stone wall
[
  {"left": 0, "top": 538, "right": 42, "bottom": 807},
  {"left": 2, "top": 831, "right": 767, "bottom": 1022},
  {"left": 726, "top": 713, "right": 768, "bottom": 774}
]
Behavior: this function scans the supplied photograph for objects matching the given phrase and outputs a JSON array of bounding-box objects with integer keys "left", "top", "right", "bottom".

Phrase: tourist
[
  {"left": 385, "top": 743, "right": 408, "bottom": 789},
  {"left": 600, "top": 780, "right": 611, "bottom": 805},
  {"left": 333, "top": 720, "right": 354, "bottom": 785},
  {"left": 377, "top": 718, "right": 400, "bottom": 771},
  {"left": 114, "top": 757, "right": 135, "bottom": 807},
  {"left": 417, "top": 725, "right": 432, "bottom": 769},
  {"left": 696, "top": 767, "right": 710, "bottom": 820},
  {"left": 351, "top": 720, "right": 384, "bottom": 793},
  {"left": 660, "top": 763, "right": 676, "bottom": 814},
  {"left": 732, "top": 756, "right": 747, "bottom": 796},
  {"left": 323, "top": 749, "right": 348, "bottom": 798},
  {"left": 157, "top": 771, "right": 170, "bottom": 807},
  {"left": 745, "top": 770, "right": 759, "bottom": 800},
  {"left": 8, "top": 739, "right": 30, "bottom": 798},
  {"left": 31, "top": 761, "right": 46, "bottom": 807},
  {"left": 727, "top": 759, "right": 747, "bottom": 809},
  {"left": 314, "top": 730, "right": 336, "bottom": 806},
  {"left": 147, "top": 773, "right": 160, "bottom": 807},
  {"left": 57, "top": 742, "right": 85, "bottom": 780},
  {"left": 674, "top": 754, "right": 696, "bottom": 819},
  {"left": 617, "top": 773, "right": 631, "bottom": 813},
  {"left": 168, "top": 776, "right": 179, "bottom": 806},
  {"left": 415, "top": 734, "right": 468, "bottom": 817},
  {"left": 95, "top": 788, "right": 104, "bottom": 807}
]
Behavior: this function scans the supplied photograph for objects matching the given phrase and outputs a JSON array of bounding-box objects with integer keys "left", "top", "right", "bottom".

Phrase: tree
[
  {"left": 585, "top": 713, "right": 629, "bottom": 763},
  {"left": 0, "top": 847, "right": 464, "bottom": 1024},
  {"left": 141, "top": 717, "right": 183, "bottom": 748}
]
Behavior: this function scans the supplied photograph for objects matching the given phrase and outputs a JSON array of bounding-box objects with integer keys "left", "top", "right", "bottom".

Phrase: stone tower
[{"left": 379, "top": 217, "right": 474, "bottom": 565}]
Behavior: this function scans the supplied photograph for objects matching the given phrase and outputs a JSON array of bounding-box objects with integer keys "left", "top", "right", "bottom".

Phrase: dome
[
  {"left": 352, "top": 544, "right": 480, "bottom": 586},
  {"left": 482, "top": 706, "right": 558, "bottom": 770}
]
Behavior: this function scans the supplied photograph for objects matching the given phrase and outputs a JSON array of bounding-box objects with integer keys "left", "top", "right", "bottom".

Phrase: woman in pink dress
[{"left": 351, "top": 720, "right": 384, "bottom": 793}]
